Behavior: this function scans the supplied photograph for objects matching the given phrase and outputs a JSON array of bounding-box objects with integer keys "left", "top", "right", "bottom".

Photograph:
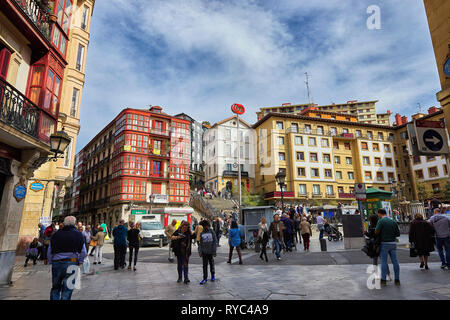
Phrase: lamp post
[{"left": 275, "top": 170, "right": 286, "bottom": 213}]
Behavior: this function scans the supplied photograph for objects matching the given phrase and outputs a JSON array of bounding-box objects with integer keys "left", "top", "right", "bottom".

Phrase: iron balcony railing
[
  {"left": 13, "top": 0, "right": 51, "bottom": 40},
  {"left": 0, "top": 77, "right": 42, "bottom": 141}
]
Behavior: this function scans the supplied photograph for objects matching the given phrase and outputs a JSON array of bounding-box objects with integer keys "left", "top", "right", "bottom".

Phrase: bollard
[
  {"left": 159, "top": 238, "right": 163, "bottom": 248},
  {"left": 320, "top": 238, "right": 327, "bottom": 251}
]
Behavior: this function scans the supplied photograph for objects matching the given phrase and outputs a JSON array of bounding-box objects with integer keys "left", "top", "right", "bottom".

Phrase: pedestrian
[
  {"left": 165, "top": 219, "right": 178, "bottom": 262},
  {"left": 227, "top": 220, "right": 243, "bottom": 264},
  {"left": 89, "top": 224, "right": 99, "bottom": 256},
  {"left": 101, "top": 221, "right": 109, "bottom": 240},
  {"left": 112, "top": 219, "right": 128, "bottom": 270},
  {"left": 409, "top": 213, "right": 435, "bottom": 270},
  {"left": 300, "top": 217, "right": 312, "bottom": 251},
  {"left": 43, "top": 222, "right": 56, "bottom": 264},
  {"left": 269, "top": 214, "right": 285, "bottom": 260},
  {"left": 363, "top": 214, "right": 390, "bottom": 280},
  {"left": 316, "top": 212, "right": 325, "bottom": 240},
  {"left": 428, "top": 208, "right": 450, "bottom": 269},
  {"left": 213, "top": 217, "right": 222, "bottom": 247},
  {"left": 375, "top": 208, "right": 401, "bottom": 286},
  {"left": 24, "top": 238, "right": 40, "bottom": 267},
  {"left": 258, "top": 217, "right": 269, "bottom": 262},
  {"left": 280, "top": 214, "right": 294, "bottom": 251},
  {"left": 91, "top": 227, "right": 105, "bottom": 265},
  {"left": 194, "top": 220, "right": 204, "bottom": 245},
  {"left": 82, "top": 225, "right": 91, "bottom": 253},
  {"left": 198, "top": 220, "right": 217, "bottom": 284},
  {"left": 289, "top": 206, "right": 296, "bottom": 220},
  {"left": 47, "top": 216, "right": 86, "bottom": 300},
  {"left": 171, "top": 221, "right": 194, "bottom": 284},
  {"left": 293, "top": 214, "right": 301, "bottom": 244},
  {"left": 37, "top": 223, "right": 45, "bottom": 260},
  {"left": 127, "top": 222, "right": 140, "bottom": 271}
]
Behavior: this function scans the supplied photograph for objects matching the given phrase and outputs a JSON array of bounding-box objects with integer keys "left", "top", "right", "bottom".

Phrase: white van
[{"left": 130, "top": 214, "right": 168, "bottom": 247}]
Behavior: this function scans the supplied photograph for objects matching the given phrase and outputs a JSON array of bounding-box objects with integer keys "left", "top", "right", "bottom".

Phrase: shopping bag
[
  {"left": 409, "top": 243, "right": 418, "bottom": 258},
  {"left": 105, "top": 234, "right": 110, "bottom": 241},
  {"left": 82, "top": 257, "right": 90, "bottom": 274},
  {"left": 74, "top": 267, "right": 82, "bottom": 290}
]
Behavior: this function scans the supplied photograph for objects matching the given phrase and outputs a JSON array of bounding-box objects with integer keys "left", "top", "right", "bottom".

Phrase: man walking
[
  {"left": 269, "top": 214, "right": 285, "bottom": 260},
  {"left": 429, "top": 208, "right": 450, "bottom": 269},
  {"left": 198, "top": 220, "right": 217, "bottom": 285},
  {"left": 112, "top": 219, "right": 128, "bottom": 270},
  {"left": 213, "top": 217, "right": 222, "bottom": 247},
  {"left": 165, "top": 219, "right": 178, "bottom": 262},
  {"left": 316, "top": 213, "right": 325, "bottom": 240},
  {"left": 375, "top": 208, "right": 401, "bottom": 286},
  {"left": 47, "top": 216, "right": 86, "bottom": 300},
  {"left": 82, "top": 225, "right": 91, "bottom": 253},
  {"left": 37, "top": 223, "right": 45, "bottom": 260}
]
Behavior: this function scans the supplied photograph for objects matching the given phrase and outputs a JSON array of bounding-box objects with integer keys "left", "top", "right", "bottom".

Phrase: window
[
  {"left": 356, "top": 130, "right": 362, "bottom": 137},
  {"left": 336, "top": 171, "right": 342, "bottom": 179},
  {"left": 76, "top": 44, "right": 84, "bottom": 71},
  {"left": 278, "top": 136, "right": 284, "bottom": 145},
  {"left": 432, "top": 183, "right": 440, "bottom": 193},
  {"left": 295, "top": 136, "right": 303, "bottom": 145},
  {"left": 384, "top": 144, "right": 391, "bottom": 152},
  {"left": 333, "top": 141, "right": 339, "bottom": 149},
  {"left": 347, "top": 172, "right": 354, "bottom": 180},
  {"left": 388, "top": 172, "right": 394, "bottom": 181},
  {"left": 297, "top": 167, "right": 306, "bottom": 176},
  {"left": 276, "top": 122, "right": 283, "bottom": 130},
  {"left": 43, "top": 69, "right": 61, "bottom": 115},
  {"left": 28, "top": 65, "right": 44, "bottom": 105},
  {"left": 70, "top": 87, "right": 79, "bottom": 117},
  {"left": 0, "top": 47, "right": 11, "bottom": 80},
  {"left": 427, "top": 156, "right": 435, "bottom": 161},
  {"left": 313, "top": 185, "right": 321, "bottom": 195},
  {"left": 344, "top": 143, "right": 351, "bottom": 150},
  {"left": 413, "top": 155, "right": 421, "bottom": 164},
  {"left": 278, "top": 152, "right": 285, "bottom": 161},
  {"left": 334, "top": 156, "right": 341, "bottom": 164},
  {"left": 386, "top": 158, "right": 393, "bottom": 167},
  {"left": 444, "top": 165, "right": 448, "bottom": 176},
  {"left": 374, "top": 157, "right": 382, "bottom": 166},
  {"left": 323, "top": 153, "right": 331, "bottom": 163},
  {"left": 225, "top": 129, "right": 231, "bottom": 139},
  {"left": 346, "top": 157, "right": 352, "bottom": 165},
  {"left": 311, "top": 168, "right": 319, "bottom": 177},
  {"left": 376, "top": 172, "right": 384, "bottom": 181},
  {"left": 372, "top": 143, "right": 379, "bottom": 151},
  {"left": 365, "top": 171, "right": 372, "bottom": 180},
  {"left": 428, "top": 167, "right": 438, "bottom": 177},
  {"left": 64, "top": 138, "right": 72, "bottom": 167},
  {"left": 81, "top": 5, "right": 89, "bottom": 30},
  {"left": 310, "top": 153, "right": 318, "bottom": 162},
  {"left": 363, "top": 156, "right": 370, "bottom": 165},
  {"left": 308, "top": 137, "right": 316, "bottom": 146},
  {"left": 291, "top": 123, "right": 298, "bottom": 133},
  {"left": 330, "top": 127, "right": 337, "bottom": 136},
  {"left": 343, "top": 128, "right": 349, "bottom": 134},
  {"left": 317, "top": 126, "right": 324, "bottom": 135},
  {"left": 298, "top": 184, "right": 307, "bottom": 195},
  {"left": 338, "top": 186, "right": 344, "bottom": 193},
  {"left": 415, "top": 170, "right": 424, "bottom": 179},
  {"left": 378, "top": 132, "right": 384, "bottom": 140},
  {"left": 367, "top": 131, "right": 373, "bottom": 139},
  {"left": 305, "top": 124, "right": 311, "bottom": 133},
  {"left": 324, "top": 169, "right": 332, "bottom": 178},
  {"left": 361, "top": 142, "right": 368, "bottom": 150},
  {"left": 321, "top": 138, "right": 329, "bottom": 147},
  {"left": 296, "top": 152, "right": 304, "bottom": 161},
  {"left": 326, "top": 185, "right": 334, "bottom": 195}
]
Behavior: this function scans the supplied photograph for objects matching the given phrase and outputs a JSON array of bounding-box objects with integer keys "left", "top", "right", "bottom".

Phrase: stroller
[{"left": 324, "top": 223, "right": 343, "bottom": 241}]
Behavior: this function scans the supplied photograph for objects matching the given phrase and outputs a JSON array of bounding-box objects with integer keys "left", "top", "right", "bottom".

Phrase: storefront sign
[
  {"left": 30, "top": 181, "right": 44, "bottom": 192},
  {"left": 153, "top": 194, "right": 169, "bottom": 204},
  {"left": 13, "top": 182, "right": 27, "bottom": 202},
  {"left": 131, "top": 209, "right": 147, "bottom": 215}
]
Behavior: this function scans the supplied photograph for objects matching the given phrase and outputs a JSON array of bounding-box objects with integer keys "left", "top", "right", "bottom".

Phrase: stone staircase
[{"left": 190, "top": 193, "right": 237, "bottom": 220}]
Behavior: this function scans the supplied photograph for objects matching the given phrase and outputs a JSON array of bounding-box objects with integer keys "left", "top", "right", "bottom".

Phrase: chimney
[
  {"left": 401, "top": 116, "right": 408, "bottom": 125},
  {"left": 428, "top": 106, "right": 438, "bottom": 115},
  {"left": 387, "top": 110, "right": 391, "bottom": 114},
  {"left": 395, "top": 113, "right": 402, "bottom": 125}
]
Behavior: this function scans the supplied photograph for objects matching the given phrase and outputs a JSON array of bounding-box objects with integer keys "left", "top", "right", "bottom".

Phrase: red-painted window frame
[
  {"left": 50, "top": 0, "right": 73, "bottom": 57},
  {"left": 0, "top": 47, "right": 12, "bottom": 80}
]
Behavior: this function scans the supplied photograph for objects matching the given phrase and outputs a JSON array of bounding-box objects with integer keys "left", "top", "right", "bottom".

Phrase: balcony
[
  {"left": 312, "top": 192, "right": 323, "bottom": 198},
  {"left": 149, "top": 148, "right": 170, "bottom": 158},
  {"left": 149, "top": 128, "right": 170, "bottom": 137},
  {"left": 264, "top": 191, "right": 295, "bottom": 199},
  {"left": 325, "top": 193, "right": 336, "bottom": 198},
  {"left": 0, "top": 77, "right": 54, "bottom": 144},
  {"left": 297, "top": 192, "right": 309, "bottom": 198},
  {"left": 338, "top": 192, "right": 355, "bottom": 199},
  {"left": 7, "top": 0, "right": 51, "bottom": 42}
]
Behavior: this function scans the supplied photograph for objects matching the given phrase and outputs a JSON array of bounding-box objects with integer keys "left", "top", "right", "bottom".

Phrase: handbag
[
  {"left": 89, "top": 239, "right": 97, "bottom": 247},
  {"left": 409, "top": 242, "right": 418, "bottom": 257}
]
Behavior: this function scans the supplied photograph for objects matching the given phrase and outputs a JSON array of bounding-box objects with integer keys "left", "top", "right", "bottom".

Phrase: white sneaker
[{"left": 277, "top": 257, "right": 282, "bottom": 261}]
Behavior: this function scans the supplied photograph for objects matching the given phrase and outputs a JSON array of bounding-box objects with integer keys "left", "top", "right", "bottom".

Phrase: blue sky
[{"left": 77, "top": 0, "right": 441, "bottom": 151}]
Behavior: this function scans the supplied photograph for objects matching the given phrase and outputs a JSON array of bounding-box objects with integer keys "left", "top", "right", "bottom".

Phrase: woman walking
[
  {"left": 91, "top": 227, "right": 105, "bottom": 265},
  {"left": 227, "top": 221, "right": 243, "bottom": 264},
  {"left": 127, "top": 222, "right": 141, "bottom": 271},
  {"left": 300, "top": 217, "right": 312, "bottom": 251},
  {"left": 409, "top": 213, "right": 435, "bottom": 270},
  {"left": 171, "top": 221, "right": 193, "bottom": 284},
  {"left": 258, "top": 217, "right": 269, "bottom": 262}
]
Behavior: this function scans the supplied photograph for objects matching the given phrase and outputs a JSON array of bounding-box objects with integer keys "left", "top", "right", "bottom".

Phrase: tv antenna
[{"left": 305, "top": 72, "right": 312, "bottom": 106}]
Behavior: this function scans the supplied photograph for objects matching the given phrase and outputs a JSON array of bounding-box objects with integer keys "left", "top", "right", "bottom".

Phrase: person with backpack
[
  {"left": 198, "top": 220, "right": 217, "bottom": 285},
  {"left": 375, "top": 209, "right": 401, "bottom": 286},
  {"left": 409, "top": 213, "right": 435, "bottom": 270},
  {"left": 363, "top": 214, "right": 390, "bottom": 280},
  {"left": 258, "top": 217, "right": 269, "bottom": 262},
  {"left": 429, "top": 208, "right": 450, "bottom": 270}
]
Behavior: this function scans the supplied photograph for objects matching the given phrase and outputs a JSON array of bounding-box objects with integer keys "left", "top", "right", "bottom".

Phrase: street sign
[
  {"left": 30, "top": 181, "right": 44, "bottom": 192},
  {"left": 444, "top": 57, "right": 450, "bottom": 77},
  {"left": 414, "top": 119, "right": 449, "bottom": 155},
  {"left": 231, "top": 103, "right": 245, "bottom": 115},
  {"left": 131, "top": 209, "right": 147, "bottom": 215},
  {"left": 354, "top": 183, "right": 366, "bottom": 201}
]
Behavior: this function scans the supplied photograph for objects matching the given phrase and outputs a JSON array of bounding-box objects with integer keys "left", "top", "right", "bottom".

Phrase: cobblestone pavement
[{"left": 1, "top": 237, "right": 448, "bottom": 300}]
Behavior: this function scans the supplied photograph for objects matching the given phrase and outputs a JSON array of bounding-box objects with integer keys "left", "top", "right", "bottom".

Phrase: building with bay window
[
  {"left": 16, "top": 0, "right": 95, "bottom": 250},
  {"left": 71, "top": 106, "right": 191, "bottom": 228}
]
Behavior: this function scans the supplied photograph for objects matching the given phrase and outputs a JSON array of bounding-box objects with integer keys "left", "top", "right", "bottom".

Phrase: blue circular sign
[
  {"left": 14, "top": 185, "right": 27, "bottom": 200},
  {"left": 445, "top": 57, "right": 450, "bottom": 77},
  {"left": 423, "top": 129, "right": 443, "bottom": 151}
]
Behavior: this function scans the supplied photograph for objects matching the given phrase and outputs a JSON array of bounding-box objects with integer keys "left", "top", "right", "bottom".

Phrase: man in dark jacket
[
  {"left": 269, "top": 214, "right": 285, "bottom": 260},
  {"left": 281, "top": 214, "right": 294, "bottom": 251},
  {"left": 47, "top": 216, "right": 86, "bottom": 300},
  {"left": 212, "top": 217, "right": 222, "bottom": 247},
  {"left": 198, "top": 220, "right": 217, "bottom": 284},
  {"left": 112, "top": 219, "right": 128, "bottom": 270}
]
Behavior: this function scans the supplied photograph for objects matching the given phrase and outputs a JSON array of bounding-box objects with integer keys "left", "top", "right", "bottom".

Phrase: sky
[{"left": 77, "top": 0, "right": 441, "bottom": 151}]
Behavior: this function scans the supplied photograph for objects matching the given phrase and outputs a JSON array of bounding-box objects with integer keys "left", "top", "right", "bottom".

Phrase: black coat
[
  {"left": 409, "top": 219, "right": 435, "bottom": 255},
  {"left": 172, "top": 230, "right": 192, "bottom": 258}
]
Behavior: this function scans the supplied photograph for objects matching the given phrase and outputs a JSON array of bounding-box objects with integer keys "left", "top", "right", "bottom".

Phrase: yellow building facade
[{"left": 18, "top": 0, "right": 95, "bottom": 247}]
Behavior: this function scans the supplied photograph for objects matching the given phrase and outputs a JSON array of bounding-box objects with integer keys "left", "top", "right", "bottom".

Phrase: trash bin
[{"left": 320, "top": 238, "right": 327, "bottom": 251}]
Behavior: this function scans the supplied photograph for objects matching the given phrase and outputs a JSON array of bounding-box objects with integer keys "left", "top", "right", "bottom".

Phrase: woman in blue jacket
[{"left": 227, "top": 221, "right": 243, "bottom": 264}]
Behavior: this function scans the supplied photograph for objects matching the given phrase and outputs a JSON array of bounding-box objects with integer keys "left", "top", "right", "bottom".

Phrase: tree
[{"left": 416, "top": 179, "right": 431, "bottom": 203}]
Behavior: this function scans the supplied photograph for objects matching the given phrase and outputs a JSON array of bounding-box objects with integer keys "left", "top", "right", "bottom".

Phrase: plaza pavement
[{"left": 1, "top": 235, "right": 449, "bottom": 300}]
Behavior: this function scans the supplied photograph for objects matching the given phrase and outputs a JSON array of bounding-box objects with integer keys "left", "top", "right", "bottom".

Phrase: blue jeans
[
  {"left": 319, "top": 229, "right": 324, "bottom": 240},
  {"left": 176, "top": 255, "right": 189, "bottom": 279},
  {"left": 380, "top": 243, "right": 400, "bottom": 281},
  {"left": 273, "top": 239, "right": 282, "bottom": 258},
  {"left": 436, "top": 237, "right": 450, "bottom": 267},
  {"left": 50, "top": 261, "right": 78, "bottom": 300}
]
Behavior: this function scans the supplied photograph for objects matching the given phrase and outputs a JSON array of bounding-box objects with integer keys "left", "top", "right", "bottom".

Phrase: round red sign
[{"left": 231, "top": 103, "right": 245, "bottom": 115}]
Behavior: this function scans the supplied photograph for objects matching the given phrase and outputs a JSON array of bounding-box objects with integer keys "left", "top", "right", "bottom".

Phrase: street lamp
[
  {"left": 49, "top": 128, "right": 71, "bottom": 162},
  {"left": 275, "top": 170, "right": 286, "bottom": 213}
]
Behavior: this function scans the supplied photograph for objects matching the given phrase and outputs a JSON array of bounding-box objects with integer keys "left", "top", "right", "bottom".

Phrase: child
[
  {"left": 198, "top": 220, "right": 217, "bottom": 285},
  {"left": 25, "top": 238, "right": 40, "bottom": 267}
]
